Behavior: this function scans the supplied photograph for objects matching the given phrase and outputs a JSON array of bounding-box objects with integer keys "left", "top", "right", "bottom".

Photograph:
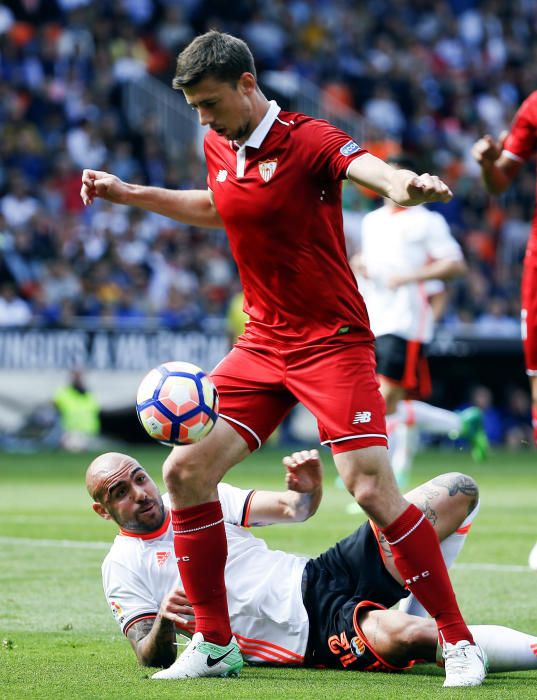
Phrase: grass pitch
[{"left": 1, "top": 444, "right": 536, "bottom": 699}]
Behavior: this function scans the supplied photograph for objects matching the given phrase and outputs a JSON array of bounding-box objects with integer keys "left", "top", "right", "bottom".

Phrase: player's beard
[
  {"left": 120, "top": 498, "right": 166, "bottom": 533},
  {"left": 230, "top": 118, "right": 251, "bottom": 142}
]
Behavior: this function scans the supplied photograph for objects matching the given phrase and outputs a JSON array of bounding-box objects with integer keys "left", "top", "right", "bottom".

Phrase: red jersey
[
  {"left": 204, "top": 101, "right": 373, "bottom": 344},
  {"left": 503, "top": 90, "right": 537, "bottom": 258}
]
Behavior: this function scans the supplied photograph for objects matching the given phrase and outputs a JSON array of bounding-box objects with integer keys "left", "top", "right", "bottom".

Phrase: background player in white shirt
[
  {"left": 86, "top": 449, "right": 537, "bottom": 678},
  {"left": 350, "top": 154, "right": 488, "bottom": 487}
]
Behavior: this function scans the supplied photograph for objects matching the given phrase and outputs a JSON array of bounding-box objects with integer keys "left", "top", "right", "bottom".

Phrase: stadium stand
[{"left": 0, "top": 0, "right": 533, "bottom": 443}]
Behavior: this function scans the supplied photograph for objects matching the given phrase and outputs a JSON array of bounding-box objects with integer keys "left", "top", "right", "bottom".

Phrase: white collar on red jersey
[
  {"left": 240, "top": 100, "right": 281, "bottom": 150},
  {"left": 234, "top": 101, "right": 281, "bottom": 178}
]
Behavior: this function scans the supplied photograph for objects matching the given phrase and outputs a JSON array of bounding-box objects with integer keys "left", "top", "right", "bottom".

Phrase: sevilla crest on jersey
[{"left": 258, "top": 159, "right": 277, "bottom": 182}]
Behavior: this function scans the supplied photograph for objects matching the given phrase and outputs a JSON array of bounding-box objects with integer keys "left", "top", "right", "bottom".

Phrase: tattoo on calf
[
  {"left": 430, "top": 474, "right": 478, "bottom": 498},
  {"left": 377, "top": 531, "right": 393, "bottom": 559},
  {"left": 415, "top": 501, "right": 438, "bottom": 526}
]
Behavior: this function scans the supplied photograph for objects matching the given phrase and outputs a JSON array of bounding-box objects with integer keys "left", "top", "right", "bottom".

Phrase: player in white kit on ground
[{"left": 86, "top": 450, "right": 537, "bottom": 677}]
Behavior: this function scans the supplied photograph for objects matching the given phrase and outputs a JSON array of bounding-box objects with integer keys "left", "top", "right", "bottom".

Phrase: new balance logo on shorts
[{"left": 352, "top": 411, "right": 372, "bottom": 424}]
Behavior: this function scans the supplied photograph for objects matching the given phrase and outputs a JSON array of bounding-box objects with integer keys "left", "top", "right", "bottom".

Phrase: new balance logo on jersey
[
  {"left": 352, "top": 411, "right": 372, "bottom": 424},
  {"left": 216, "top": 169, "right": 228, "bottom": 182},
  {"left": 258, "top": 159, "right": 277, "bottom": 182}
]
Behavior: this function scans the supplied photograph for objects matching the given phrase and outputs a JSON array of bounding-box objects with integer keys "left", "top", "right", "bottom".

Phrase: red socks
[
  {"left": 381, "top": 503, "right": 474, "bottom": 645},
  {"left": 532, "top": 405, "right": 537, "bottom": 446},
  {"left": 171, "top": 501, "right": 232, "bottom": 646}
]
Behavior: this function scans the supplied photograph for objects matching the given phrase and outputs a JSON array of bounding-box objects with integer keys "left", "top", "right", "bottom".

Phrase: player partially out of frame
[
  {"left": 472, "top": 98, "right": 537, "bottom": 571},
  {"left": 81, "top": 30, "right": 485, "bottom": 686},
  {"left": 87, "top": 450, "right": 537, "bottom": 677}
]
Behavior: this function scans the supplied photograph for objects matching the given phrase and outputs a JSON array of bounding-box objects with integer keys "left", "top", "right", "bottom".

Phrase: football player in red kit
[
  {"left": 472, "top": 91, "right": 537, "bottom": 572},
  {"left": 81, "top": 30, "right": 485, "bottom": 687}
]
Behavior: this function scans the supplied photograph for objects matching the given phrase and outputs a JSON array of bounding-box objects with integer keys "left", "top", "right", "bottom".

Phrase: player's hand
[
  {"left": 80, "top": 169, "right": 128, "bottom": 206},
  {"left": 283, "top": 449, "right": 323, "bottom": 494},
  {"left": 159, "top": 587, "right": 193, "bottom": 626},
  {"left": 471, "top": 130, "right": 508, "bottom": 166},
  {"left": 405, "top": 173, "right": 453, "bottom": 204},
  {"left": 387, "top": 274, "right": 409, "bottom": 289}
]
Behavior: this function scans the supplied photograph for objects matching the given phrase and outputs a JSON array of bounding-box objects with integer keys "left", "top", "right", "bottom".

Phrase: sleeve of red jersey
[
  {"left": 503, "top": 92, "right": 537, "bottom": 161},
  {"left": 295, "top": 119, "right": 368, "bottom": 181}
]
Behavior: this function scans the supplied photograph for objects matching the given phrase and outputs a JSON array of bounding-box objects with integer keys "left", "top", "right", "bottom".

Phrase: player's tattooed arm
[
  {"left": 126, "top": 614, "right": 177, "bottom": 668},
  {"left": 126, "top": 587, "right": 195, "bottom": 667}
]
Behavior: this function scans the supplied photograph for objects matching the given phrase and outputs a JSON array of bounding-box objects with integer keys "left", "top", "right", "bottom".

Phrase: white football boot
[
  {"left": 152, "top": 632, "right": 243, "bottom": 679},
  {"left": 442, "top": 639, "right": 488, "bottom": 687}
]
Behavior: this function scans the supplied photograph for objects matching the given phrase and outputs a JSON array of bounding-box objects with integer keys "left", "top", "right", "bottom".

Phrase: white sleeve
[
  {"left": 217, "top": 482, "right": 255, "bottom": 526},
  {"left": 424, "top": 279, "right": 445, "bottom": 296},
  {"left": 102, "top": 555, "right": 160, "bottom": 636},
  {"left": 425, "top": 211, "right": 464, "bottom": 260}
]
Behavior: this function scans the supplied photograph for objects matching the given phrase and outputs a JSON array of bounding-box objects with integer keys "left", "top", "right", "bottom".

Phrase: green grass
[{"left": 1, "top": 445, "right": 536, "bottom": 699}]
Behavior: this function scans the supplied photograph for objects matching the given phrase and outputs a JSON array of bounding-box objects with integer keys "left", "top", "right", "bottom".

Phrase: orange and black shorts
[
  {"left": 375, "top": 333, "right": 432, "bottom": 399},
  {"left": 302, "top": 521, "right": 409, "bottom": 672}
]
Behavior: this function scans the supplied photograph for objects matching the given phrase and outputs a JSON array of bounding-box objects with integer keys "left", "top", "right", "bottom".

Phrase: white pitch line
[
  {"left": 453, "top": 562, "right": 534, "bottom": 573},
  {"left": 0, "top": 536, "right": 535, "bottom": 573}
]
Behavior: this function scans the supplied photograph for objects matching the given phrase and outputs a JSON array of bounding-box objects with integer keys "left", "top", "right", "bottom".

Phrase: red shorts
[
  {"left": 521, "top": 259, "right": 537, "bottom": 375},
  {"left": 210, "top": 332, "right": 387, "bottom": 454}
]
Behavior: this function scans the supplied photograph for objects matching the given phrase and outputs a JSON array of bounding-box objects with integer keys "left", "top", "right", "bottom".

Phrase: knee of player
[
  {"left": 350, "top": 477, "right": 384, "bottom": 511},
  {"left": 162, "top": 449, "right": 215, "bottom": 491}
]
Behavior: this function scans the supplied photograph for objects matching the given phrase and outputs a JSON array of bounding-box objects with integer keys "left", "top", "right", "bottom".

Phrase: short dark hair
[{"left": 173, "top": 30, "right": 256, "bottom": 89}]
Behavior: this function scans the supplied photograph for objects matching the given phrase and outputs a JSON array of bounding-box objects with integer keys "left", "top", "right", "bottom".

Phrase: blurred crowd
[
  {"left": 0, "top": 0, "right": 534, "bottom": 444},
  {"left": 0, "top": 0, "right": 534, "bottom": 336}
]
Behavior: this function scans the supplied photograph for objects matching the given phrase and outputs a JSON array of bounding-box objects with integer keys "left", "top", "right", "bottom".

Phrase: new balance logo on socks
[{"left": 352, "top": 411, "right": 372, "bottom": 424}]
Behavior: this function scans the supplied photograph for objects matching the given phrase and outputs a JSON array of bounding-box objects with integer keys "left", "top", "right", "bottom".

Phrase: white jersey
[
  {"left": 101, "top": 483, "right": 309, "bottom": 665},
  {"left": 358, "top": 205, "right": 463, "bottom": 342}
]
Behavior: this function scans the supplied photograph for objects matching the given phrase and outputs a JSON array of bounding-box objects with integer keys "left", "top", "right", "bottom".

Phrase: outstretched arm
[
  {"left": 471, "top": 132, "right": 521, "bottom": 195},
  {"left": 80, "top": 169, "right": 224, "bottom": 228},
  {"left": 247, "top": 449, "right": 324, "bottom": 525},
  {"left": 347, "top": 152, "right": 453, "bottom": 206}
]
